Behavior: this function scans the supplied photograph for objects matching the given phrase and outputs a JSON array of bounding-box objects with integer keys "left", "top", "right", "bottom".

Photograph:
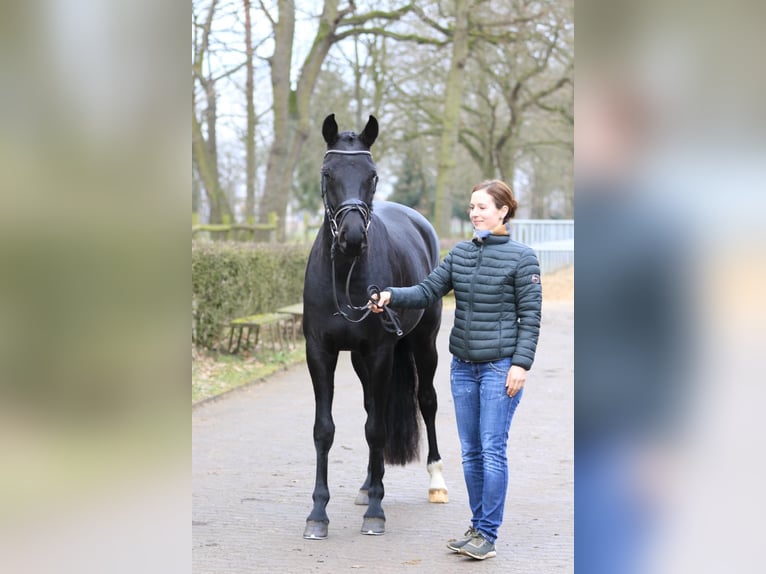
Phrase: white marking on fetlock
[
  {"left": 427, "top": 460, "right": 447, "bottom": 489},
  {"left": 427, "top": 460, "right": 449, "bottom": 503}
]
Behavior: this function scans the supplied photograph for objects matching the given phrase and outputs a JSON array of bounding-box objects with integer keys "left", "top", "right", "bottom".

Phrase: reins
[
  {"left": 323, "top": 149, "right": 403, "bottom": 337},
  {"left": 329, "top": 252, "right": 403, "bottom": 337}
]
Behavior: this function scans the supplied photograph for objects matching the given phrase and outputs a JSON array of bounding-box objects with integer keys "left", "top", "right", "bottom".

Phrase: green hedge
[{"left": 192, "top": 240, "right": 310, "bottom": 350}]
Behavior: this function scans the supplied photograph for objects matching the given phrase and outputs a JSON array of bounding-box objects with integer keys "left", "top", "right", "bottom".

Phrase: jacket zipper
[{"left": 466, "top": 244, "right": 484, "bottom": 350}]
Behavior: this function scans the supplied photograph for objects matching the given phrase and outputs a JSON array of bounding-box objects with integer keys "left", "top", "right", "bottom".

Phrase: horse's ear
[
  {"left": 322, "top": 114, "right": 338, "bottom": 145},
  {"left": 359, "top": 115, "right": 378, "bottom": 148}
]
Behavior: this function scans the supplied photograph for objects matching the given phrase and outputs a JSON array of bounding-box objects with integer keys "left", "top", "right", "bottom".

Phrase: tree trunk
[
  {"left": 192, "top": 0, "right": 231, "bottom": 224},
  {"left": 192, "top": 105, "right": 231, "bottom": 224},
  {"left": 243, "top": 0, "right": 256, "bottom": 225},
  {"left": 192, "top": 168, "right": 201, "bottom": 221},
  {"left": 496, "top": 136, "right": 516, "bottom": 188},
  {"left": 259, "top": 0, "right": 342, "bottom": 241},
  {"left": 353, "top": 35, "right": 363, "bottom": 128},
  {"left": 258, "top": 0, "right": 296, "bottom": 240},
  {"left": 433, "top": 0, "right": 470, "bottom": 238},
  {"left": 370, "top": 37, "right": 387, "bottom": 116}
]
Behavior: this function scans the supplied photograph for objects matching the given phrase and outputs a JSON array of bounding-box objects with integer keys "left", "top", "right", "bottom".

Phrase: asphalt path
[{"left": 193, "top": 301, "right": 573, "bottom": 573}]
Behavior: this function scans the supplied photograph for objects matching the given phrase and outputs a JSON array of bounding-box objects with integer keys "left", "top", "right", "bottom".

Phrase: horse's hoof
[
  {"left": 354, "top": 489, "right": 369, "bottom": 506},
  {"left": 360, "top": 517, "right": 385, "bottom": 535},
  {"left": 429, "top": 488, "right": 449, "bottom": 503},
  {"left": 303, "top": 520, "right": 329, "bottom": 540}
]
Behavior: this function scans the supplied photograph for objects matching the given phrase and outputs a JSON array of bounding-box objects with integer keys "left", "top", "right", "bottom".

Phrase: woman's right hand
[{"left": 368, "top": 291, "right": 392, "bottom": 313}]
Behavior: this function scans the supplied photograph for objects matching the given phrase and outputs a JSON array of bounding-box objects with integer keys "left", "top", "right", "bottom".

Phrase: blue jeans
[{"left": 450, "top": 356, "right": 523, "bottom": 544}]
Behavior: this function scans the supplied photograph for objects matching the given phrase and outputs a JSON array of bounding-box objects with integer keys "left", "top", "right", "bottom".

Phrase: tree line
[{"left": 192, "top": 0, "right": 573, "bottom": 240}]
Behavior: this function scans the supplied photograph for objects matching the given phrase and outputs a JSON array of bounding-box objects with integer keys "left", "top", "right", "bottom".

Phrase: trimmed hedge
[{"left": 192, "top": 240, "right": 310, "bottom": 350}]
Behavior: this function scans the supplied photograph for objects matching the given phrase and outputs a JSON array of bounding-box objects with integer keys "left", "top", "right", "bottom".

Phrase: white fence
[
  {"left": 510, "top": 219, "right": 574, "bottom": 244},
  {"left": 530, "top": 239, "right": 574, "bottom": 275},
  {"left": 510, "top": 220, "right": 574, "bottom": 275}
]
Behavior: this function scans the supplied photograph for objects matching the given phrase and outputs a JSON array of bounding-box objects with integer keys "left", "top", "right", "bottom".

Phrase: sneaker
[
  {"left": 446, "top": 526, "right": 478, "bottom": 553},
  {"left": 458, "top": 532, "right": 497, "bottom": 560}
]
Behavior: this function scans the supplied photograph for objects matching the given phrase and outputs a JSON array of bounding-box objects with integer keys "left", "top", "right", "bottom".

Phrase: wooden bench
[
  {"left": 276, "top": 303, "right": 304, "bottom": 342},
  {"left": 227, "top": 312, "right": 292, "bottom": 354}
]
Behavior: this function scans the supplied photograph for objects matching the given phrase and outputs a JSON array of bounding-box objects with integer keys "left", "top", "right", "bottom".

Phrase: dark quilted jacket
[{"left": 387, "top": 224, "right": 542, "bottom": 368}]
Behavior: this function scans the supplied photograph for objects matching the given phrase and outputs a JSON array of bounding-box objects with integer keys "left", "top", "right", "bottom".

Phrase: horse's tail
[{"left": 384, "top": 337, "right": 421, "bottom": 465}]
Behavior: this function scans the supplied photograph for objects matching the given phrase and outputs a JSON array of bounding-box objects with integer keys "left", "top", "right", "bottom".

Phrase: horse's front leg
[
  {"left": 350, "top": 352, "right": 372, "bottom": 506},
  {"left": 359, "top": 351, "right": 393, "bottom": 535},
  {"left": 303, "top": 343, "right": 339, "bottom": 540}
]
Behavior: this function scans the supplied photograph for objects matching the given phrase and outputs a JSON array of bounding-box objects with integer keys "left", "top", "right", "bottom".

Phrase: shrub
[{"left": 192, "top": 241, "right": 310, "bottom": 350}]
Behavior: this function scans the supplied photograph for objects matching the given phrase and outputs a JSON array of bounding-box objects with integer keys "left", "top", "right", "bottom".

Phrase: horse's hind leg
[
  {"left": 304, "top": 344, "right": 339, "bottom": 540},
  {"left": 412, "top": 322, "right": 449, "bottom": 503},
  {"left": 355, "top": 350, "right": 394, "bottom": 535}
]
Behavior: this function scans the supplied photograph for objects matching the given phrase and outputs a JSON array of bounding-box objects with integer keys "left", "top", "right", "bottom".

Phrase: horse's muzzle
[{"left": 337, "top": 223, "right": 368, "bottom": 257}]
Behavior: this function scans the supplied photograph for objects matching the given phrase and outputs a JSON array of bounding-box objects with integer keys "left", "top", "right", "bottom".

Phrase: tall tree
[
  {"left": 258, "top": 0, "right": 295, "bottom": 239},
  {"left": 243, "top": 0, "right": 256, "bottom": 224},
  {"left": 458, "top": 0, "right": 573, "bottom": 215},
  {"left": 292, "top": 66, "right": 354, "bottom": 220},
  {"left": 192, "top": 0, "right": 234, "bottom": 224},
  {"left": 432, "top": 0, "right": 471, "bottom": 237},
  {"left": 258, "top": 1, "right": 415, "bottom": 240},
  {"left": 382, "top": 0, "right": 573, "bottom": 224}
]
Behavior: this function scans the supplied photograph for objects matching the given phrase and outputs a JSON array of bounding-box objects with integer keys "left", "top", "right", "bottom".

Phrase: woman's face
[{"left": 469, "top": 189, "right": 508, "bottom": 231}]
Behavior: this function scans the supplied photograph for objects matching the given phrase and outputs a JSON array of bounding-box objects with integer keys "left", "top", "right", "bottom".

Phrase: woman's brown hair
[{"left": 471, "top": 179, "right": 518, "bottom": 223}]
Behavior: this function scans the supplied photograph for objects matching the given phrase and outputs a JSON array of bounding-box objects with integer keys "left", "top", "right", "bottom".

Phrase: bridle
[
  {"left": 321, "top": 149, "right": 402, "bottom": 336},
  {"left": 321, "top": 149, "right": 376, "bottom": 239}
]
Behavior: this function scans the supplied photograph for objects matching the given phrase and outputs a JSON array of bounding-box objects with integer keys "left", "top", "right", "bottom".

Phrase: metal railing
[
  {"left": 531, "top": 239, "right": 574, "bottom": 275},
  {"left": 510, "top": 219, "right": 574, "bottom": 244},
  {"left": 508, "top": 220, "right": 574, "bottom": 274}
]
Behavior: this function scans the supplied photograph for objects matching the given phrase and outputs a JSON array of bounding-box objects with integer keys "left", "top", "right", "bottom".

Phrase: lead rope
[
  {"left": 329, "top": 250, "right": 404, "bottom": 336},
  {"left": 366, "top": 284, "right": 404, "bottom": 337}
]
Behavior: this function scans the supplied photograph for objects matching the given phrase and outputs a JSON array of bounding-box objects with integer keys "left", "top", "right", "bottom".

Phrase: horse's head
[{"left": 321, "top": 113, "right": 379, "bottom": 258}]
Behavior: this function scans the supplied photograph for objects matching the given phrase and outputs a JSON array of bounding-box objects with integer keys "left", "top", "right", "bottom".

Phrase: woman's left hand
[{"left": 506, "top": 365, "right": 527, "bottom": 397}]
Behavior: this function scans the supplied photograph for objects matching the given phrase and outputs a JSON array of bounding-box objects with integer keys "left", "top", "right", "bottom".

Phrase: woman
[{"left": 369, "top": 179, "right": 542, "bottom": 560}]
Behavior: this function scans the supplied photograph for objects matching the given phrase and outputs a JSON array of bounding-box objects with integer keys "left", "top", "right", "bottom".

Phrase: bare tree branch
[
  {"left": 333, "top": 28, "right": 446, "bottom": 46},
  {"left": 339, "top": 4, "right": 414, "bottom": 27},
  {"left": 257, "top": 0, "right": 275, "bottom": 27},
  {"left": 521, "top": 76, "right": 571, "bottom": 112},
  {"left": 409, "top": 3, "right": 451, "bottom": 37},
  {"left": 211, "top": 61, "right": 248, "bottom": 83}
]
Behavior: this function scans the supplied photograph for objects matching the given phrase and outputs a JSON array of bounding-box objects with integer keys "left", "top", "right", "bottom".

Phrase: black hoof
[
  {"left": 360, "top": 516, "right": 385, "bottom": 535},
  {"left": 303, "top": 520, "right": 329, "bottom": 540}
]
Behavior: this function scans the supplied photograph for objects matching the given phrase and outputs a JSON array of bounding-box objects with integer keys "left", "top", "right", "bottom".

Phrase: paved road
[{"left": 193, "top": 301, "right": 573, "bottom": 573}]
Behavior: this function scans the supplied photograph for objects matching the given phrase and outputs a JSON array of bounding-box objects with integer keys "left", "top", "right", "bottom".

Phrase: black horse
[{"left": 303, "top": 114, "right": 448, "bottom": 540}]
